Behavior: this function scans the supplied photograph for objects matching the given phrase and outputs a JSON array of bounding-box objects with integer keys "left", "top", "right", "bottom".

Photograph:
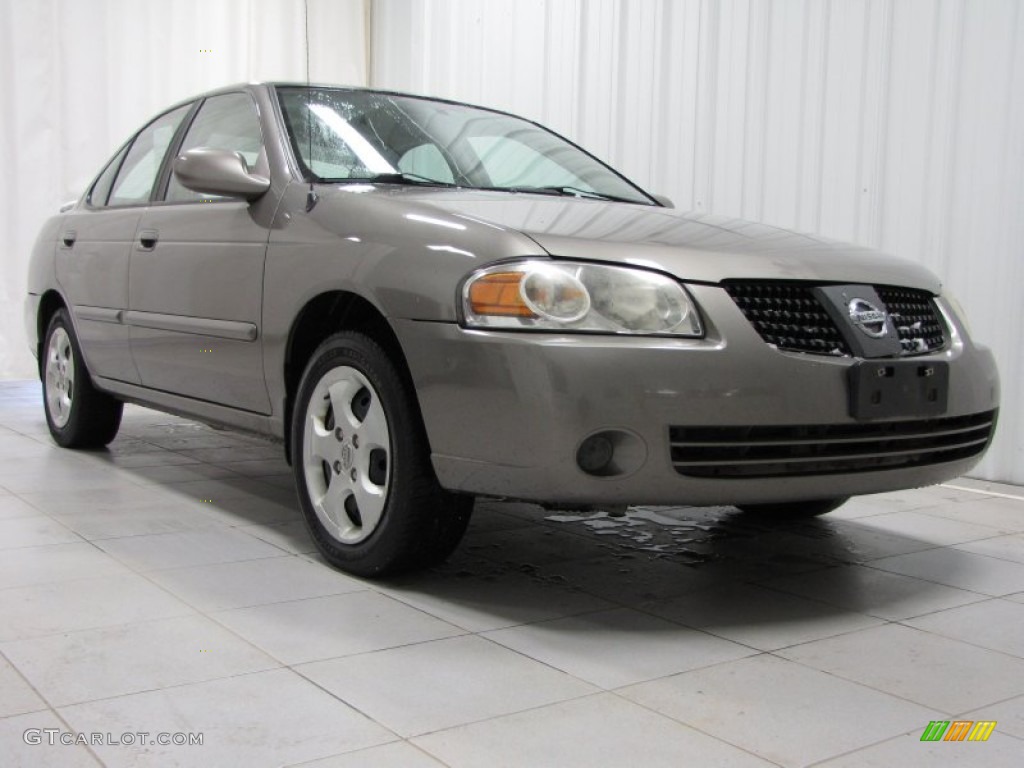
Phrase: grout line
[
  {"left": 942, "top": 483, "right": 1024, "bottom": 502},
  {"left": 608, "top": 676, "right": 788, "bottom": 768}
]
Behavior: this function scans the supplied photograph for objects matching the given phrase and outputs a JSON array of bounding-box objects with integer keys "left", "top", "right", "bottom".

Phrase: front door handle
[
  {"left": 138, "top": 229, "right": 159, "bottom": 250},
  {"left": 61, "top": 231, "right": 77, "bottom": 248}
]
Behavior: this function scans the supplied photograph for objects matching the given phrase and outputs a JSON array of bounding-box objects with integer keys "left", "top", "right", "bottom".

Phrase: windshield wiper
[
  {"left": 318, "top": 175, "right": 644, "bottom": 202},
  {"left": 319, "top": 172, "right": 458, "bottom": 188},
  {"left": 472, "top": 185, "right": 641, "bottom": 203},
  {"left": 537, "top": 185, "right": 614, "bottom": 200}
]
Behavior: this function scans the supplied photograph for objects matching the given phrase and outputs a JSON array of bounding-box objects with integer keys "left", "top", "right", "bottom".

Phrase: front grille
[
  {"left": 669, "top": 410, "right": 996, "bottom": 478},
  {"left": 724, "top": 281, "right": 946, "bottom": 357},
  {"left": 724, "top": 282, "right": 850, "bottom": 356},
  {"left": 876, "top": 286, "right": 946, "bottom": 354}
]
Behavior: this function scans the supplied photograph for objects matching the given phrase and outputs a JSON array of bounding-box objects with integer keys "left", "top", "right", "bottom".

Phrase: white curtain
[{"left": 0, "top": 0, "right": 367, "bottom": 378}]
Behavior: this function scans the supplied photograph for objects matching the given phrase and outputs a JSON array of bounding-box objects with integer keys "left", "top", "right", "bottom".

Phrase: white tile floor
[{"left": 0, "top": 379, "right": 1022, "bottom": 767}]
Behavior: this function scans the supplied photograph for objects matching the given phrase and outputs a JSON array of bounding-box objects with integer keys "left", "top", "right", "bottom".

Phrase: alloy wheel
[
  {"left": 45, "top": 327, "right": 75, "bottom": 428},
  {"left": 302, "top": 365, "right": 391, "bottom": 544}
]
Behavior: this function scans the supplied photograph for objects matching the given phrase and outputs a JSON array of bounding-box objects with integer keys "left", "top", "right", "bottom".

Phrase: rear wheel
[
  {"left": 736, "top": 497, "right": 849, "bottom": 518},
  {"left": 42, "top": 309, "right": 123, "bottom": 448},
  {"left": 292, "top": 332, "right": 472, "bottom": 577}
]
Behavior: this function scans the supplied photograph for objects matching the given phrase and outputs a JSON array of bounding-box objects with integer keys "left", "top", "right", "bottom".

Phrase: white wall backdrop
[
  {"left": 0, "top": 0, "right": 367, "bottom": 378},
  {"left": 372, "top": 0, "right": 1023, "bottom": 484}
]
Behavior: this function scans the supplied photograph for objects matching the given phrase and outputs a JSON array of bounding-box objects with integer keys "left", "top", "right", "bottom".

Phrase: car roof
[{"left": 170, "top": 82, "right": 523, "bottom": 121}]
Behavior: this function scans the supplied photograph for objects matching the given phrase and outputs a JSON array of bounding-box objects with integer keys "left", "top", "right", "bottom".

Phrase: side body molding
[{"left": 122, "top": 311, "right": 258, "bottom": 341}]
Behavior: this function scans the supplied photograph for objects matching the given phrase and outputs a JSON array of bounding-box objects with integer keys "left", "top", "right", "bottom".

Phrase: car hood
[{"left": 401, "top": 190, "right": 941, "bottom": 292}]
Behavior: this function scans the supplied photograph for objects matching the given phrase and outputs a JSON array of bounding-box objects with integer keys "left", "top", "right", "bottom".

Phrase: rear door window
[
  {"left": 108, "top": 104, "right": 191, "bottom": 206},
  {"left": 88, "top": 144, "right": 130, "bottom": 208}
]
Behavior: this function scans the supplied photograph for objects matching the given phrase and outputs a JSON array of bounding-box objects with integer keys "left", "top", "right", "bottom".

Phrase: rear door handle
[
  {"left": 138, "top": 229, "right": 159, "bottom": 250},
  {"left": 61, "top": 231, "right": 77, "bottom": 248}
]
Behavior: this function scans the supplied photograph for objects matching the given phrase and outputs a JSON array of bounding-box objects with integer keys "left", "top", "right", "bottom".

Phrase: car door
[
  {"left": 127, "top": 92, "right": 273, "bottom": 413},
  {"left": 56, "top": 104, "right": 191, "bottom": 384}
]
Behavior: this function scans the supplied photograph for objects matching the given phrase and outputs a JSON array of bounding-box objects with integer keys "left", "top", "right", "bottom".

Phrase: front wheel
[
  {"left": 736, "top": 497, "right": 849, "bottom": 518},
  {"left": 291, "top": 332, "right": 472, "bottom": 577}
]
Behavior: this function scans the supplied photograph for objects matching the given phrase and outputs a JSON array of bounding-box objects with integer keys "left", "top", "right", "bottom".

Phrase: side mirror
[
  {"left": 173, "top": 147, "right": 270, "bottom": 200},
  {"left": 652, "top": 193, "right": 675, "bottom": 209}
]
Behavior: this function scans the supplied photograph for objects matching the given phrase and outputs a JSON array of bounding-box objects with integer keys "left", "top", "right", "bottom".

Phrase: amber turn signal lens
[{"left": 467, "top": 272, "right": 537, "bottom": 317}]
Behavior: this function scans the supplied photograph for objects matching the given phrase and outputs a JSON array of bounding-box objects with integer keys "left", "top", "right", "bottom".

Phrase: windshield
[{"left": 276, "top": 86, "right": 655, "bottom": 205}]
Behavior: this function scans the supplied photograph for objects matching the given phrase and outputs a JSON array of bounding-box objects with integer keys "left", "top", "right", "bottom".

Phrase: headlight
[{"left": 462, "top": 260, "right": 703, "bottom": 336}]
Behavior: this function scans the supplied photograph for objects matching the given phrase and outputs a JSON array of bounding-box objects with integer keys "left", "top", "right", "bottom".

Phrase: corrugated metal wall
[{"left": 372, "top": 0, "right": 1023, "bottom": 484}]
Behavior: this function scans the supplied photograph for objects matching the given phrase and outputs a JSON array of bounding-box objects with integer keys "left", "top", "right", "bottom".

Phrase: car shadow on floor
[
  {"left": 74, "top": 413, "right": 992, "bottom": 636},
  {"left": 372, "top": 499, "right": 990, "bottom": 636}
]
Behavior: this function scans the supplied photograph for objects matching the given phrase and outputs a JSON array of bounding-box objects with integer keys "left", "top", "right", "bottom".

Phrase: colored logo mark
[{"left": 920, "top": 720, "right": 996, "bottom": 742}]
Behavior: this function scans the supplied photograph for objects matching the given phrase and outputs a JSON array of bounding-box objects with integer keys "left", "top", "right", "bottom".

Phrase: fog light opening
[
  {"left": 575, "top": 429, "right": 648, "bottom": 478},
  {"left": 577, "top": 434, "right": 615, "bottom": 475}
]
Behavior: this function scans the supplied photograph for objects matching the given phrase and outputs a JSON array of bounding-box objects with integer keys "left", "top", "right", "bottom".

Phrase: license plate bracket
[{"left": 848, "top": 361, "right": 949, "bottom": 420}]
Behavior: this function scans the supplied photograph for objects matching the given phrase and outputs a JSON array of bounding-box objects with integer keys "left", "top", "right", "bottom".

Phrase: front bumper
[{"left": 393, "top": 286, "right": 999, "bottom": 505}]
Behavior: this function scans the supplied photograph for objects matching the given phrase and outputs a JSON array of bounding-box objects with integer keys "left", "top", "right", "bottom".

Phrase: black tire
[
  {"left": 736, "top": 497, "right": 849, "bottom": 518},
  {"left": 291, "top": 331, "right": 472, "bottom": 577},
  {"left": 41, "top": 309, "right": 123, "bottom": 448}
]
